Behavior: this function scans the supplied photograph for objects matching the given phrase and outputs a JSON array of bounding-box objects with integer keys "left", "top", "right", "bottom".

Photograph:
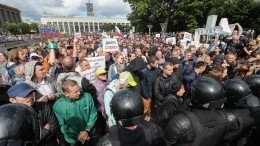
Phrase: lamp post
[{"left": 147, "top": 25, "right": 153, "bottom": 35}]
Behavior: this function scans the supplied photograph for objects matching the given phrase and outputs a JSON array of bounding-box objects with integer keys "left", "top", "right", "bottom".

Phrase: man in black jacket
[
  {"left": 7, "top": 83, "right": 62, "bottom": 146},
  {"left": 153, "top": 62, "right": 180, "bottom": 118}
]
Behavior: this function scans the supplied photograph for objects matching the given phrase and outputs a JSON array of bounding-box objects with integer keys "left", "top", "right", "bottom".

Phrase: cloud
[{"left": 1, "top": 0, "right": 131, "bottom": 20}]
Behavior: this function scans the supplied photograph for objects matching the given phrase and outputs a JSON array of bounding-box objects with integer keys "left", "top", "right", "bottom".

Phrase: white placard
[
  {"left": 85, "top": 56, "right": 106, "bottom": 71},
  {"left": 155, "top": 34, "right": 160, "bottom": 38},
  {"left": 166, "top": 37, "right": 176, "bottom": 45},
  {"left": 80, "top": 68, "right": 96, "bottom": 83},
  {"left": 102, "top": 38, "right": 119, "bottom": 52},
  {"left": 184, "top": 32, "right": 192, "bottom": 41}
]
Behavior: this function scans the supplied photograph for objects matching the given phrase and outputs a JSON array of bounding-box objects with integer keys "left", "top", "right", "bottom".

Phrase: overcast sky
[{"left": 1, "top": 0, "right": 131, "bottom": 21}]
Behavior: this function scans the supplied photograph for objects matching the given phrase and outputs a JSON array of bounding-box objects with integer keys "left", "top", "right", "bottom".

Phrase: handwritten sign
[
  {"left": 166, "top": 37, "right": 176, "bottom": 45},
  {"left": 85, "top": 56, "right": 106, "bottom": 71},
  {"left": 102, "top": 38, "right": 119, "bottom": 52},
  {"left": 80, "top": 68, "right": 96, "bottom": 83},
  {"left": 184, "top": 32, "right": 192, "bottom": 41}
]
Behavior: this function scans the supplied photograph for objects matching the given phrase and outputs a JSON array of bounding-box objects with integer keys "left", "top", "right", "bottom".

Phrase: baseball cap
[
  {"left": 95, "top": 68, "right": 107, "bottom": 76},
  {"left": 119, "top": 71, "right": 137, "bottom": 87},
  {"left": 29, "top": 53, "right": 42, "bottom": 61},
  {"left": 7, "top": 84, "right": 36, "bottom": 98}
]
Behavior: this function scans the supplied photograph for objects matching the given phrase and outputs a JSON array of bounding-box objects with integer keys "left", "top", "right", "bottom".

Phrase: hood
[
  {"left": 107, "top": 79, "right": 119, "bottom": 93},
  {"left": 57, "top": 72, "right": 80, "bottom": 83},
  {"left": 126, "top": 57, "right": 146, "bottom": 72},
  {"left": 24, "top": 61, "right": 38, "bottom": 81}
]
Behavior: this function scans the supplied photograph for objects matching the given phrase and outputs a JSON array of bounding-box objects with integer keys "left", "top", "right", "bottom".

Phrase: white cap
[{"left": 29, "top": 53, "right": 42, "bottom": 61}]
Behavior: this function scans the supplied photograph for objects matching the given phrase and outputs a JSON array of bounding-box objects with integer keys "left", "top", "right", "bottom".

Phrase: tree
[
  {"left": 30, "top": 23, "right": 39, "bottom": 33},
  {"left": 125, "top": 0, "right": 260, "bottom": 33},
  {"left": 3, "top": 22, "right": 19, "bottom": 34},
  {"left": 18, "top": 22, "right": 30, "bottom": 34}
]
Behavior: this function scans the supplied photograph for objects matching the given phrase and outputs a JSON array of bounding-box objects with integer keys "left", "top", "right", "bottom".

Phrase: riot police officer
[
  {"left": 97, "top": 89, "right": 165, "bottom": 146},
  {"left": 245, "top": 75, "right": 260, "bottom": 98},
  {"left": 164, "top": 77, "right": 227, "bottom": 146},
  {"left": 223, "top": 79, "right": 260, "bottom": 146},
  {"left": 0, "top": 103, "right": 40, "bottom": 146}
]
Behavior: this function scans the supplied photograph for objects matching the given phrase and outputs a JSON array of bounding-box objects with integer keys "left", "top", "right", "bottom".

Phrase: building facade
[
  {"left": 41, "top": 16, "right": 130, "bottom": 35},
  {"left": 0, "top": 4, "right": 22, "bottom": 27}
]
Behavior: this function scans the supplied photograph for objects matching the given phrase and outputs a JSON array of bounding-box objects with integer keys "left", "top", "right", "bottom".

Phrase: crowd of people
[{"left": 0, "top": 29, "right": 260, "bottom": 146}]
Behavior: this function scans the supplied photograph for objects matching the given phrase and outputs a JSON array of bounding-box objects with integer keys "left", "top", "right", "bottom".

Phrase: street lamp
[{"left": 147, "top": 25, "right": 153, "bottom": 35}]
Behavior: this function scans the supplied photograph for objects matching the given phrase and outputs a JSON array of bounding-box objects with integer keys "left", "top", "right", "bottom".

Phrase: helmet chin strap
[
  {"left": 117, "top": 115, "right": 144, "bottom": 127},
  {"left": 201, "top": 98, "right": 227, "bottom": 110}
]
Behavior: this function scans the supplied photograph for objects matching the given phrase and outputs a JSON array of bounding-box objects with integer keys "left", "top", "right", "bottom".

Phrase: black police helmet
[
  {"left": 191, "top": 77, "right": 225, "bottom": 109},
  {"left": 0, "top": 104, "right": 39, "bottom": 146},
  {"left": 223, "top": 79, "right": 252, "bottom": 104},
  {"left": 245, "top": 75, "right": 260, "bottom": 98},
  {"left": 111, "top": 89, "right": 144, "bottom": 127}
]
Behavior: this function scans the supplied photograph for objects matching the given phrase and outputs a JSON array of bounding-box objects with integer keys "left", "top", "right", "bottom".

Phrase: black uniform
[
  {"left": 97, "top": 89, "right": 165, "bottom": 146},
  {"left": 0, "top": 103, "right": 40, "bottom": 146},
  {"left": 223, "top": 79, "right": 260, "bottom": 146},
  {"left": 164, "top": 77, "right": 227, "bottom": 146}
]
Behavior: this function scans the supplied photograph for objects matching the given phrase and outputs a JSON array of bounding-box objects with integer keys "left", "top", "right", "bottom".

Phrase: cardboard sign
[
  {"left": 155, "top": 34, "right": 160, "bottom": 38},
  {"left": 85, "top": 56, "right": 106, "bottom": 71},
  {"left": 166, "top": 37, "right": 176, "bottom": 45},
  {"left": 80, "top": 68, "right": 96, "bottom": 83},
  {"left": 102, "top": 38, "right": 119, "bottom": 52},
  {"left": 74, "top": 32, "right": 82, "bottom": 37},
  {"left": 184, "top": 32, "right": 192, "bottom": 41}
]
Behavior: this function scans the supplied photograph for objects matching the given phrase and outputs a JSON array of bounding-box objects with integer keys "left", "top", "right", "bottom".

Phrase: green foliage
[
  {"left": 18, "top": 23, "right": 30, "bottom": 34},
  {"left": 2, "top": 22, "right": 41, "bottom": 34},
  {"left": 30, "top": 23, "right": 39, "bottom": 33},
  {"left": 100, "top": 23, "right": 130, "bottom": 32},
  {"left": 126, "top": 0, "right": 260, "bottom": 33},
  {"left": 3, "top": 22, "right": 19, "bottom": 34}
]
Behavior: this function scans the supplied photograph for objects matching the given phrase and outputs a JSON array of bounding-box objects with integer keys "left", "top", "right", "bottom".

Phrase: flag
[{"left": 114, "top": 26, "right": 123, "bottom": 37}]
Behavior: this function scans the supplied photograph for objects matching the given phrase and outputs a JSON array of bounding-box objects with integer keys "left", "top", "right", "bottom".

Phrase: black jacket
[
  {"left": 139, "top": 66, "right": 161, "bottom": 99},
  {"left": 0, "top": 84, "right": 11, "bottom": 106},
  {"left": 33, "top": 102, "right": 60, "bottom": 146},
  {"left": 153, "top": 72, "right": 180, "bottom": 105},
  {"left": 156, "top": 94, "right": 189, "bottom": 129},
  {"left": 97, "top": 120, "right": 165, "bottom": 146}
]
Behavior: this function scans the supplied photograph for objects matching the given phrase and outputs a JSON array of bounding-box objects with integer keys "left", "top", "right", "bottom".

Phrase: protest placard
[
  {"left": 155, "top": 34, "right": 160, "bottom": 38},
  {"left": 102, "top": 38, "right": 119, "bottom": 52},
  {"left": 85, "top": 56, "right": 106, "bottom": 71},
  {"left": 184, "top": 32, "right": 192, "bottom": 41},
  {"left": 166, "top": 37, "right": 176, "bottom": 45},
  {"left": 80, "top": 68, "right": 96, "bottom": 83}
]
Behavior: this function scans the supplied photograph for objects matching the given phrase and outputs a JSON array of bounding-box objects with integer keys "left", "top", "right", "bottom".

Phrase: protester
[
  {"left": 108, "top": 52, "right": 125, "bottom": 82},
  {"left": 53, "top": 79, "right": 97, "bottom": 146},
  {"left": 93, "top": 68, "right": 108, "bottom": 137},
  {"left": 7, "top": 83, "right": 61, "bottom": 146},
  {"left": 24, "top": 61, "right": 58, "bottom": 102},
  {"left": 140, "top": 56, "right": 160, "bottom": 118}
]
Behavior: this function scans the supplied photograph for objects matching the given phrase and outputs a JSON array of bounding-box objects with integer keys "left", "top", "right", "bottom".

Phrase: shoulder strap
[
  {"left": 109, "top": 126, "right": 120, "bottom": 146},
  {"left": 106, "top": 88, "right": 115, "bottom": 95}
]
